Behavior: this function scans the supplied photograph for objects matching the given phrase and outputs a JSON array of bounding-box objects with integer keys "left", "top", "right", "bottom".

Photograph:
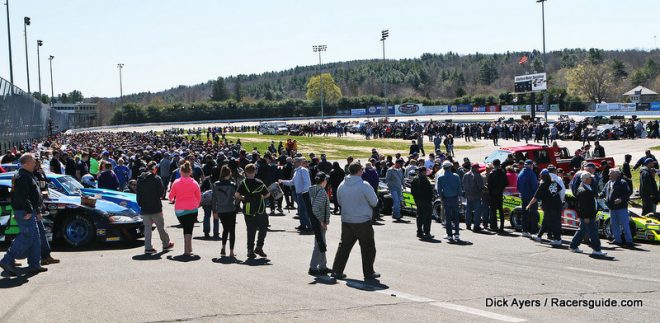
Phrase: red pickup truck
[{"left": 483, "top": 144, "right": 615, "bottom": 173}]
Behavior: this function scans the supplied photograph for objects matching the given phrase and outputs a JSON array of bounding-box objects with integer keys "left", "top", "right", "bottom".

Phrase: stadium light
[
  {"left": 381, "top": 29, "right": 389, "bottom": 117},
  {"left": 313, "top": 45, "right": 327, "bottom": 122},
  {"left": 48, "top": 55, "right": 54, "bottom": 103},
  {"left": 37, "top": 39, "right": 43, "bottom": 94},
  {"left": 5, "top": 0, "right": 14, "bottom": 85},
  {"left": 24, "top": 16, "right": 31, "bottom": 93}
]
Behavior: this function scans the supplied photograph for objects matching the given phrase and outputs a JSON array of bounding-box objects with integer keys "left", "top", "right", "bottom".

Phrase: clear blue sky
[{"left": 1, "top": 0, "right": 658, "bottom": 98}]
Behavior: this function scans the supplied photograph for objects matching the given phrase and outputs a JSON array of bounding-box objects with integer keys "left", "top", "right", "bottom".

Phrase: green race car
[{"left": 502, "top": 191, "right": 660, "bottom": 242}]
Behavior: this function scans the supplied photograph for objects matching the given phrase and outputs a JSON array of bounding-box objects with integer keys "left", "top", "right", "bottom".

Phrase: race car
[
  {"left": 0, "top": 172, "right": 140, "bottom": 214},
  {"left": 501, "top": 191, "right": 660, "bottom": 242},
  {"left": 0, "top": 180, "right": 144, "bottom": 247}
]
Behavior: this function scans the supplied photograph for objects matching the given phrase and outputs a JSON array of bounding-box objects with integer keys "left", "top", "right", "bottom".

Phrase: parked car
[{"left": 0, "top": 180, "right": 144, "bottom": 247}]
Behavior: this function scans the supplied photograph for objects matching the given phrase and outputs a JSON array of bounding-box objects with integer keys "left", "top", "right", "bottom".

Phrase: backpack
[
  {"left": 241, "top": 180, "right": 265, "bottom": 216},
  {"left": 200, "top": 190, "right": 213, "bottom": 207}
]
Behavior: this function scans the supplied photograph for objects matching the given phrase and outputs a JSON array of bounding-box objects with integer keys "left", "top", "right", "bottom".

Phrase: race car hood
[
  {"left": 81, "top": 188, "right": 137, "bottom": 202},
  {"left": 47, "top": 194, "right": 135, "bottom": 214}
]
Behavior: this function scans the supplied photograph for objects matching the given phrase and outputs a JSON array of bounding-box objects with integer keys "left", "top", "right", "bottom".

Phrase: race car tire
[
  {"left": 433, "top": 201, "right": 444, "bottom": 224},
  {"left": 509, "top": 208, "right": 524, "bottom": 231},
  {"left": 62, "top": 215, "right": 95, "bottom": 247},
  {"left": 604, "top": 219, "right": 637, "bottom": 242}
]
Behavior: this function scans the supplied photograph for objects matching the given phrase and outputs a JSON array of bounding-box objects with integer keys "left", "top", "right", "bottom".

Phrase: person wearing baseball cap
[
  {"left": 517, "top": 159, "right": 539, "bottom": 238},
  {"left": 569, "top": 172, "right": 607, "bottom": 256},
  {"left": 386, "top": 159, "right": 406, "bottom": 222},
  {"left": 436, "top": 160, "right": 463, "bottom": 241}
]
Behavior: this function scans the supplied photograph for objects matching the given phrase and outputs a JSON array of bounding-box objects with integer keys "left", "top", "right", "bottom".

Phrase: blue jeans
[
  {"left": 202, "top": 205, "right": 219, "bottom": 236},
  {"left": 296, "top": 193, "right": 312, "bottom": 229},
  {"left": 570, "top": 218, "right": 601, "bottom": 251},
  {"left": 465, "top": 198, "right": 481, "bottom": 228},
  {"left": 390, "top": 186, "right": 403, "bottom": 219},
  {"left": 610, "top": 208, "right": 633, "bottom": 244},
  {"left": 521, "top": 197, "right": 539, "bottom": 234},
  {"left": 1, "top": 210, "right": 41, "bottom": 269},
  {"left": 37, "top": 219, "right": 51, "bottom": 258},
  {"left": 444, "top": 197, "right": 460, "bottom": 236}
]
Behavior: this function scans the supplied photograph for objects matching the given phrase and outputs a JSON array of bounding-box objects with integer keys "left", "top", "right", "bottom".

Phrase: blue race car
[
  {"left": 0, "top": 172, "right": 141, "bottom": 214},
  {"left": 0, "top": 180, "right": 144, "bottom": 247}
]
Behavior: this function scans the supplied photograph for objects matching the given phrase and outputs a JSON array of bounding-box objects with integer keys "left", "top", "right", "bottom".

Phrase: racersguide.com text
[{"left": 486, "top": 297, "right": 643, "bottom": 310}]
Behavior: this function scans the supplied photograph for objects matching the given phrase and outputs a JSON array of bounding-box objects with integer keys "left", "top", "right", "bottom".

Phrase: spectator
[
  {"left": 488, "top": 159, "right": 508, "bottom": 232},
  {"left": 212, "top": 165, "right": 238, "bottom": 258},
  {"left": 462, "top": 163, "right": 483, "bottom": 232},
  {"left": 308, "top": 172, "right": 331, "bottom": 276},
  {"left": 639, "top": 158, "right": 658, "bottom": 215},
  {"left": 236, "top": 164, "right": 271, "bottom": 259},
  {"left": 527, "top": 169, "right": 563, "bottom": 246},
  {"left": 633, "top": 150, "right": 657, "bottom": 170},
  {"left": 331, "top": 162, "right": 380, "bottom": 280},
  {"left": 602, "top": 168, "right": 633, "bottom": 247},
  {"left": 280, "top": 157, "right": 313, "bottom": 232},
  {"left": 517, "top": 160, "right": 539, "bottom": 237},
  {"left": 113, "top": 158, "right": 130, "bottom": 191},
  {"left": 329, "top": 162, "right": 345, "bottom": 215},
  {"left": 386, "top": 159, "right": 405, "bottom": 221},
  {"left": 437, "top": 161, "right": 463, "bottom": 241},
  {"left": 137, "top": 161, "right": 174, "bottom": 254},
  {"left": 569, "top": 173, "right": 607, "bottom": 256},
  {"left": 97, "top": 162, "right": 120, "bottom": 191},
  {"left": 411, "top": 166, "right": 434, "bottom": 239},
  {"left": 169, "top": 161, "right": 201, "bottom": 257}
]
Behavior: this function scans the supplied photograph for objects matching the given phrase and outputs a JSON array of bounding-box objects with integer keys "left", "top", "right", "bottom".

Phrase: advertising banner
[
  {"left": 424, "top": 105, "right": 449, "bottom": 114},
  {"left": 595, "top": 103, "right": 637, "bottom": 112},
  {"left": 472, "top": 106, "right": 486, "bottom": 112},
  {"left": 514, "top": 73, "right": 547, "bottom": 91},
  {"left": 456, "top": 104, "right": 472, "bottom": 112},
  {"left": 486, "top": 105, "right": 500, "bottom": 112},
  {"left": 650, "top": 102, "right": 660, "bottom": 111},
  {"left": 550, "top": 104, "right": 560, "bottom": 112},
  {"left": 394, "top": 103, "right": 424, "bottom": 116},
  {"left": 366, "top": 106, "right": 395, "bottom": 115},
  {"left": 351, "top": 108, "right": 366, "bottom": 116},
  {"left": 501, "top": 105, "right": 514, "bottom": 112}
]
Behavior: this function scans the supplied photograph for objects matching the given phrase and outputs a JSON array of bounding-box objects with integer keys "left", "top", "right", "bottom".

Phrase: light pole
[
  {"left": 117, "top": 63, "right": 124, "bottom": 102},
  {"left": 37, "top": 39, "right": 42, "bottom": 95},
  {"left": 23, "top": 16, "right": 31, "bottom": 93},
  {"left": 312, "top": 45, "right": 326, "bottom": 122},
  {"left": 5, "top": 0, "right": 14, "bottom": 86},
  {"left": 380, "top": 29, "right": 389, "bottom": 116},
  {"left": 48, "top": 55, "right": 54, "bottom": 103},
  {"left": 537, "top": 0, "right": 548, "bottom": 120}
]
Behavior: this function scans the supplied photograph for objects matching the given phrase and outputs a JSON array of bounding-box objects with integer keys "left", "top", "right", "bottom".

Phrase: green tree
[
  {"left": 611, "top": 59, "right": 627, "bottom": 81},
  {"left": 68, "top": 90, "right": 84, "bottom": 103},
  {"left": 455, "top": 87, "right": 466, "bottom": 97},
  {"left": 630, "top": 68, "right": 649, "bottom": 86},
  {"left": 588, "top": 48, "right": 603, "bottom": 65},
  {"left": 478, "top": 59, "right": 499, "bottom": 85},
  {"left": 210, "top": 77, "right": 230, "bottom": 101},
  {"left": 305, "top": 73, "right": 342, "bottom": 103},
  {"left": 234, "top": 78, "right": 243, "bottom": 102},
  {"left": 58, "top": 93, "right": 69, "bottom": 103},
  {"left": 566, "top": 63, "right": 614, "bottom": 103}
]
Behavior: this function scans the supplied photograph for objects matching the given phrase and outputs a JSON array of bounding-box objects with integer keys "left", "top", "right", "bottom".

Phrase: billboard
[
  {"left": 650, "top": 102, "right": 660, "bottom": 111},
  {"left": 514, "top": 73, "right": 547, "bottom": 92},
  {"left": 366, "top": 106, "right": 395, "bottom": 115},
  {"left": 486, "top": 105, "right": 500, "bottom": 112},
  {"left": 350, "top": 108, "right": 366, "bottom": 116},
  {"left": 595, "top": 103, "right": 637, "bottom": 112},
  {"left": 424, "top": 105, "right": 449, "bottom": 114},
  {"left": 472, "top": 106, "right": 486, "bottom": 113},
  {"left": 501, "top": 105, "right": 514, "bottom": 112},
  {"left": 394, "top": 103, "right": 423, "bottom": 116}
]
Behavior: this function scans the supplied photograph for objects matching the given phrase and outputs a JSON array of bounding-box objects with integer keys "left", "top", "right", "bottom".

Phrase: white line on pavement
[
  {"left": 341, "top": 281, "right": 527, "bottom": 322},
  {"left": 431, "top": 302, "right": 527, "bottom": 323},
  {"left": 565, "top": 267, "right": 660, "bottom": 284}
]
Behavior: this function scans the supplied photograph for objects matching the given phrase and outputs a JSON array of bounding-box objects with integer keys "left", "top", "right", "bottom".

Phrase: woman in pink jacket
[{"left": 169, "top": 161, "right": 201, "bottom": 257}]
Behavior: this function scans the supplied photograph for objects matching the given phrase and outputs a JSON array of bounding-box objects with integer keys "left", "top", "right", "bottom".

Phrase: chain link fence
[{"left": 0, "top": 76, "right": 70, "bottom": 153}]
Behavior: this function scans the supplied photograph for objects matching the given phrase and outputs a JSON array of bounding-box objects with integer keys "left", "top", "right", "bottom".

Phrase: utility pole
[
  {"left": 37, "top": 40, "right": 42, "bottom": 95},
  {"left": 381, "top": 29, "right": 389, "bottom": 117},
  {"left": 5, "top": 0, "right": 14, "bottom": 86},
  {"left": 117, "top": 63, "right": 124, "bottom": 101},
  {"left": 537, "top": 0, "right": 548, "bottom": 120}
]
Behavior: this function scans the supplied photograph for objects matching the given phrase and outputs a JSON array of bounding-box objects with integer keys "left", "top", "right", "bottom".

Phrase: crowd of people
[{"left": 0, "top": 125, "right": 658, "bottom": 279}]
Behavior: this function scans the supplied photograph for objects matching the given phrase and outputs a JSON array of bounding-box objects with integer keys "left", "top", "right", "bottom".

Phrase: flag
[{"left": 519, "top": 55, "right": 528, "bottom": 65}]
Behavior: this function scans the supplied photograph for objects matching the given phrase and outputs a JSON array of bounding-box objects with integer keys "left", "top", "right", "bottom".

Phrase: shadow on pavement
[
  {"left": 495, "top": 231, "right": 520, "bottom": 237},
  {"left": 267, "top": 229, "right": 286, "bottom": 233},
  {"left": 51, "top": 240, "right": 143, "bottom": 253},
  {"left": 212, "top": 257, "right": 243, "bottom": 265},
  {"left": 167, "top": 254, "right": 201, "bottom": 262},
  {"left": 419, "top": 238, "right": 442, "bottom": 243},
  {"left": 311, "top": 275, "right": 337, "bottom": 285},
  {"left": 588, "top": 254, "right": 617, "bottom": 261},
  {"left": 132, "top": 250, "right": 169, "bottom": 261},
  {"left": 240, "top": 258, "right": 271, "bottom": 266},
  {"left": 448, "top": 240, "right": 473, "bottom": 246},
  {"left": 0, "top": 275, "right": 30, "bottom": 288},
  {"left": 345, "top": 279, "right": 389, "bottom": 292},
  {"left": 193, "top": 236, "right": 221, "bottom": 241},
  {"left": 472, "top": 230, "right": 496, "bottom": 235}
]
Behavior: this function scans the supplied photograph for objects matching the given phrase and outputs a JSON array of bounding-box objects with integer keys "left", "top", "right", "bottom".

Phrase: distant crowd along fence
[
  {"left": 0, "top": 76, "right": 71, "bottom": 153},
  {"left": 340, "top": 103, "right": 653, "bottom": 116}
]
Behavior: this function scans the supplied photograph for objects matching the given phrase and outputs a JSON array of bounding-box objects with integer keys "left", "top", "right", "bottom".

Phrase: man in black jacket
[
  {"left": 488, "top": 159, "right": 508, "bottom": 231},
  {"left": 639, "top": 158, "right": 658, "bottom": 216},
  {"left": 411, "top": 167, "right": 434, "bottom": 240},
  {"left": 137, "top": 161, "right": 173, "bottom": 254},
  {"left": 0, "top": 153, "right": 47, "bottom": 275},
  {"left": 569, "top": 173, "right": 607, "bottom": 256}
]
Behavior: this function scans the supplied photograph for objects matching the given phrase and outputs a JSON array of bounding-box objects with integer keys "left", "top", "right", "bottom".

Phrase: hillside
[{"left": 117, "top": 49, "right": 660, "bottom": 106}]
